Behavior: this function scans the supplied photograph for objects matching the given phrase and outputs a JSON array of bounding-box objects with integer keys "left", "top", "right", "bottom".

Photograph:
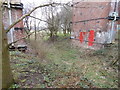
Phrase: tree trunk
[
  {"left": 64, "top": 30, "right": 66, "bottom": 35},
  {"left": 50, "top": 30, "right": 53, "bottom": 38},
  {"left": 63, "top": 27, "right": 67, "bottom": 36},
  {"left": 2, "top": 24, "right": 14, "bottom": 89},
  {"left": 34, "top": 19, "right": 37, "bottom": 41},
  {"left": 0, "top": 1, "right": 2, "bottom": 88},
  {"left": 0, "top": 1, "right": 14, "bottom": 89}
]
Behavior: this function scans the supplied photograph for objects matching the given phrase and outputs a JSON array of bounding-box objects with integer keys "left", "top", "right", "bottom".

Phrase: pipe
[
  {"left": 109, "top": 0, "right": 118, "bottom": 43},
  {"left": 7, "top": 0, "right": 14, "bottom": 45}
]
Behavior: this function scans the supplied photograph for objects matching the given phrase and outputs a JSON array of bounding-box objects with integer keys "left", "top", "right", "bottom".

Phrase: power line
[{"left": 71, "top": 38, "right": 106, "bottom": 45}]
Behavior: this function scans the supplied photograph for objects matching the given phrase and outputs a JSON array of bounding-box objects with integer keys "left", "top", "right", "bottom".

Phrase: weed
[
  {"left": 29, "top": 39, "right": 49, "bottom": 60},
  {"left": 9, "top": 84, "right": 20, "bottom": 88},
  {"left": 10, "top": 34, "right": 118, "bottom": 88},
  {"left": 93, "top": 49, "right": 107, "bottom": 56}
]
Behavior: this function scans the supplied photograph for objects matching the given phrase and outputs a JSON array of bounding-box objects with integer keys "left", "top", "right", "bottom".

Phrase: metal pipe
[
  {"left": 110, "top": 21, "right": 115, "bottom": 43},
  {"left": 109, "top": 0, "right": 118, "bottom": 43},
  {"left": 7, "top": 0, "right": 14, "bottom": 45}
]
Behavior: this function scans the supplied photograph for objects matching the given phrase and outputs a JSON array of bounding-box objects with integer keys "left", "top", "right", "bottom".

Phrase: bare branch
[
  {"left": 5, "top": 2, "right": 60, "bottom": 33},
  {"left": 8, "top": 28, "right": 47, "bottom": 46},
  {"left": 8, "top": 32, "right": 34, "bottom": 46},
  {"left": 29, "top": 15, "right": 51, "bottom": 25}
]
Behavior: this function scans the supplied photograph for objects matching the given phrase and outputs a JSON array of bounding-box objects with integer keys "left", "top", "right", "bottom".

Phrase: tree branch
[
  {"left": 29, "top": 15, "right": 51, "bottom": 25},
  {"left": 8, "top": 28, "right": 47, "bottom": 46},
  {"left": 5, "top": 2, "right": 58, "bottom": 33}
]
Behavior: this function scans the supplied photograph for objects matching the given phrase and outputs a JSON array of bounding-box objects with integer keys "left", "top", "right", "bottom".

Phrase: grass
[{"left": 9, "top": 34, "right": 118, "bottom": 88}]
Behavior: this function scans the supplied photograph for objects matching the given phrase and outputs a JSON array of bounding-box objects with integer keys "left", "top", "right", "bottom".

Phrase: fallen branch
[{"left": 110, "top": 59, "right": 118, "bottom": 66}]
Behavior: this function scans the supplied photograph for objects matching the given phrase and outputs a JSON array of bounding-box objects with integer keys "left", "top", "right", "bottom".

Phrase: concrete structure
[
  {"left": 71, "top": 0, "right": 119, "bottom": 49},
  {"left": 3, "top": 0, "right": 25, "bottom": 46}
]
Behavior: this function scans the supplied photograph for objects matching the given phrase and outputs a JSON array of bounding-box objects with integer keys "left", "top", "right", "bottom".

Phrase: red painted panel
[
  {"left": 79, "top": 32, "right": 83, "bottom": 43},
  {"left": 88, "top": 30, "right": 95, "bottom": 46},
  {"left": 83, "top": 32, "right": 86, "bottom": 35}
]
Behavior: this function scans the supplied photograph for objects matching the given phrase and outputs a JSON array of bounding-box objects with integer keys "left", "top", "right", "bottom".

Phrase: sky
[
  {"left": 21, "top": 0, "right": 72, "bottom": 5},
  {"left": 21, "top": 0, "right": 72, "bottom": 27}
]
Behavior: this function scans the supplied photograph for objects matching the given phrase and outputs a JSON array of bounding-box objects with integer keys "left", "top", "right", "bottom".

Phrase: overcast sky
[
  {"left": 21, "top": 0, "right": 72, "bottom": 5},
  {"left": 21, "top": 0, "right": 72, "bottom": 27}
]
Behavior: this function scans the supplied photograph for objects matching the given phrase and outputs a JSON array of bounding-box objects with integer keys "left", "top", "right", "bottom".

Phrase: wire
[
  {"left": 71, "top": 38, "right": 105, "bottom": 45},
  {"left": 71, "top": 1, "right": 120, "bottom": 46},
  {"left": 72, "top": 17, "right": 108, "bottom": 24},
  {"left": 71, "top": 16, "right": 120, "bottom": 24}
]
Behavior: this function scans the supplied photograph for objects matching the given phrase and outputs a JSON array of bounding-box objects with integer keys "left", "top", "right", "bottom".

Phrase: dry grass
[
  {"left": 10, "top": 33, "right": 118, "bottom": 88},
  {"left": 29, "top": 38, "right": 49, "bottom": 61}
]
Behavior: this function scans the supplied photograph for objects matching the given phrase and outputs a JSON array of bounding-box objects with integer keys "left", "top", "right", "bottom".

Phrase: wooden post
[
  {"left": 0, "top": 1, "right": 2, "bottom": 89},
  {"left": 0, "top": 1, "right": 14, "bottom": 89}
]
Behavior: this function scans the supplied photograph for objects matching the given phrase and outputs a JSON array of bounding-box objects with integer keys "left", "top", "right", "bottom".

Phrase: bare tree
[
  {"left": 47, "top": 13, "right": 61, "bottom": 41},
  {"left": 43, "top": 1, "right": 72, "bottom": 40},
  {"left": 59, "top": 5, "right": 72, "bottom": 35},
  {"left": 23, "top": 2, "right": 36, "bottom": 41},
  {"left": 1, "top": 2, "right": 64, "bottom": 88},
  {"left": 0, "top": 1, "right": 14, "bottom": 88},
  {"left": 43, "top": 1, "right": 61, "bottom": 41}
]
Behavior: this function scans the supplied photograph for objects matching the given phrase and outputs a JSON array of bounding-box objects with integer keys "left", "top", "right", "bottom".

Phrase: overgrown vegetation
[{"left": 10, "top": 34, "right": 118, "bottom": 88}]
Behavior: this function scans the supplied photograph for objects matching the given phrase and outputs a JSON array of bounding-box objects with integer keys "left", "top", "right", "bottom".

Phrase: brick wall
[
  {"left": 72, "top": 1, "right": 119, "bottom": 49},
  {"left": 118, "top": 1, "right": 120, "bottom": 24},
  {"left": 3, "top": 2, "right": 25, "bottom": 46}
]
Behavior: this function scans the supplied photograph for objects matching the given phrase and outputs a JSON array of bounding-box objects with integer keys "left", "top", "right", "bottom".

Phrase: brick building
[
  {"left": 118, "top": 1, "right": 120, "bottom": 24},
  {"left": 71, "top": 0, "right": 119, "bottom": 49},
  {"left": 3, "top": 0, "right": 25, "bottom": 46}
]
